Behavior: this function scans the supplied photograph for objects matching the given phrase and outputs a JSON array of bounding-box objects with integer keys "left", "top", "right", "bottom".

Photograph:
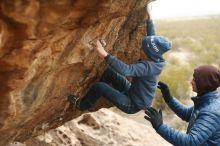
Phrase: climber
[
  {"left": 68, "top": 0, "right": 172, "bottom": 114},
  {"left": 144, "top": 65, "right": 220, "bottom": 145}
]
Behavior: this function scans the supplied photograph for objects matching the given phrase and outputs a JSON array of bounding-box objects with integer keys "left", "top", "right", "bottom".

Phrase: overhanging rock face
[{"left": 0, "top": 0, "right": 146, "bottom": 145}]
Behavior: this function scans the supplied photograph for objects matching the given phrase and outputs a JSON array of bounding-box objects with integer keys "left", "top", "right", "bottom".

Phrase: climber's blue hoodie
[{"left": 106, "top": 54, "right": 165, "bottom": 109}]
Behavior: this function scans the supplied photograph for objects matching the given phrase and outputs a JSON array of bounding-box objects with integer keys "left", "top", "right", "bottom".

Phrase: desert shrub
[{"left": 154, "top": 62, "right": 192, "bottom": 109}]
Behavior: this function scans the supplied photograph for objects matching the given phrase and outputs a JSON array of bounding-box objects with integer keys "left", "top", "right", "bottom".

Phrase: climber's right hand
[{"left": 145, "top": 0, "right": 156, "bottom": 20}]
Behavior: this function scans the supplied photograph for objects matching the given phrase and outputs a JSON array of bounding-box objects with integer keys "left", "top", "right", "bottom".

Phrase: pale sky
[{"left": 152, "top": 0, "right": 220, "bottom": 19}]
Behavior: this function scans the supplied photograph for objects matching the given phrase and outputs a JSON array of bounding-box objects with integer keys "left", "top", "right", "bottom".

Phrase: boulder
[{"left": 0, "top": 0, "right": 147, "bottom": 145}]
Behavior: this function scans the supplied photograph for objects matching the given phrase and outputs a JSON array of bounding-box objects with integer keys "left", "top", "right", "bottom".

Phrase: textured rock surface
[
  {"left": 25, "top": 109, "right": 171, "bottom": 146},
  {"left": 0, "top": 0, "right": 147, "bottom": 145}
]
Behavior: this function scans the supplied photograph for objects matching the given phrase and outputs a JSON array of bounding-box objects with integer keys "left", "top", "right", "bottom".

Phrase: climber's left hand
[{"left": 91, "top": 40, "right": 108, "bottom": 58}]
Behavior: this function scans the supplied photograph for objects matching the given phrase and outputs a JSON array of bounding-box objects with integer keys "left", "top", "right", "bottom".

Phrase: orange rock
[{"left": 0, "top": 0, "right": 147, "bottom": 145}]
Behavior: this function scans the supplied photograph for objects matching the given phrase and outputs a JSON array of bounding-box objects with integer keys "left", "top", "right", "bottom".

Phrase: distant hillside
[{"left": 158, "top": 15, "right": 220, "bottom": 66}]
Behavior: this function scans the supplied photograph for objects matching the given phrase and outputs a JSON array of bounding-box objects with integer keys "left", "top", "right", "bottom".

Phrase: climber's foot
[{"left": 68, "top": 94, "right": 80, "bottom": 109}]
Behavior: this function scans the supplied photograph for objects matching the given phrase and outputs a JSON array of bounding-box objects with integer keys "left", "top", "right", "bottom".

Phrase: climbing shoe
[{"left": 68, "top": 94, "right": 80, "bottom": 109}]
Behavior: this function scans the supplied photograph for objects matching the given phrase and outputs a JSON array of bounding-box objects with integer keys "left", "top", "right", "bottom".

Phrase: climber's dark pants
[{"left": 79, "top": 68, "right": 140, "bottom": 114}]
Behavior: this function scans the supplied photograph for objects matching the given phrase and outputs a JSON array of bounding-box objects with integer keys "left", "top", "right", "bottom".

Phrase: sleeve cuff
[
  {"left": 156, "top": 124, "right": 170, "bottom": 138},
  {"left": 104, "top": 54, "right": 112, "bottom": 62},
  {"left": 146, "top": 19, "right": 153, "bottom": 24}
]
